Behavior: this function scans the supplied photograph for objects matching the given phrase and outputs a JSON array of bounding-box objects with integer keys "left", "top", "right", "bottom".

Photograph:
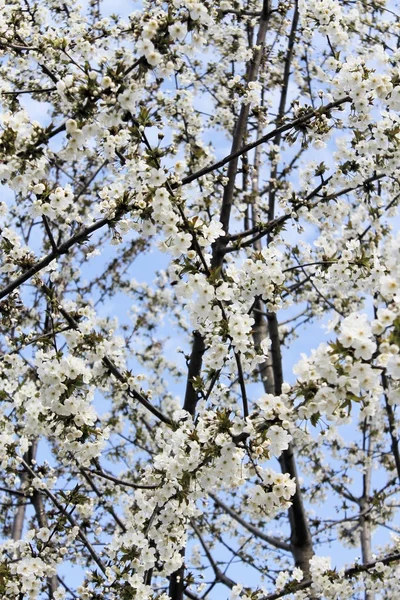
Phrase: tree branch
[
  {"left": 260, "top": 552, "right": 400, "bottom": 600},
  {"left": 179, "top": 97, "right": 351, "bottom": 189},
  {"left": 210, "top": 493, "right": 291, "bottom": 551}
]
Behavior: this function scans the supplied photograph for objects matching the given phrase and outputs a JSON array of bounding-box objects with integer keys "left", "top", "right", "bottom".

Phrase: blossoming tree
[{"left": 1, "top": 0, "right": 400, "bottom": 598}]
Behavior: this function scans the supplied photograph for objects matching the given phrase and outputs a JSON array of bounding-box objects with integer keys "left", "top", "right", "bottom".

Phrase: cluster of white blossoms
[
  {"left": 32, "top": 184, "right": 75, "bottom": 220},
  {"left": 7, "top": 553, "right": 55, "bottom": 598},
  {"left": 152, "top": 186, "right": 225, "bottom": 257},
  {"left": 101, "top": 407, "right": 296, "bottom": 598},
  {"left": 293, "top": 330, "right": 382, "bottom": 424},
  {"left": 34, "top": 350, "right": 108, "bottom": 466},
  {"left": 338, "top": 313, "right": 376, "bottom": 360},
  {"left": 299, "top": 0, "right": 350, "bottom": 45},
  {"left": 246, "top": 467, "right": 295, "bottom": 518},
  {"left": 291, "top": 275, "right": 400, "bottom": 424},
  {"left": 0, "top": 227, "right": 34, "bottom": 275},
  {"left": 36, "top": 351, "right": 93, "bottom": 415},
  {"left": 0, "top": 110, "right": 46, "bottom": 194},
  {"left": 0, "top": 520, "right": 82, "bottom": 600},
  {"left": 171, "top": 246, "right": 286, "bottom": 367},
  {"left": 252, "top": 391, "right": 293, "bottom": 455},
  {"left": 226, "top": 246, "right": 286, "bottom": 310}
]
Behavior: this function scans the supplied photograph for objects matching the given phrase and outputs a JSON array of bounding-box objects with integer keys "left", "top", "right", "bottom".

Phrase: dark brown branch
[
  {"left": 260, "top": 551, "right": 400, "bottom": 600},
  {"left": 210, "top": 493, "right": 291, "bottom": 551},
  {"left": 42, "top": 216, "right": 58, "bottom": 252},
  {"left": 267, "top": 311, "right": 314, "bottom": 575},
  {"left": 0, "top": 486, "right": 27, "bottom": 497},
  {"left": 102, "top": 355, "right": 172, "bottom": 425},
  {"left": 217, "top": 14, "right": 270, "bottom": 235},
  {"left": 20, "top": 459, "right": 107, "bottom": 575},
  {"left": 268, "top": 1, "right": 299, "bottom": 228},
  {"left": 183, "top": 331, "right": 206, "bottom": 417},
  {"left": 233, "top": 351, "right": 249, "bottom": 417},
  {"left": 80, "top": 467, "right": 161, "bottom": 490},
  {"left": 1, "top": 87, "right": 56, "bottom": 95},
  {"left": 170, "top": 8, "right": 272, "bottom": 598},
  {"left": 223, "top": 215, "right": 287, "bottom": 253},
  {"left": 0, "top": 215, "right": 111, "bottom": 301},
  {"left": 179, "top": 97, "right": 351, "bottom": 189},
  {"left": 40, "top": 283, "right": 173, "bottom": 426},
  {"left": 78, "top": 469, "right": 126, "bottom": 533},
  {"left": 31, "top": 489, "right": 59, "bottom": 596},
  {"left": 191, "top": 519, "right": 237, "bottom": 589}
]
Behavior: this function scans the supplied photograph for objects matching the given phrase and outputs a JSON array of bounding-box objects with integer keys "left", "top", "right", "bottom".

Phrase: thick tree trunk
[
  {"left": 168, "top": 334, "right": 205, "bottom": 599},
  {"left": 360, "top": 421, "right": 374, "bottom": 600},
  {"left": 252, "top": 311, "right": 314, "bottom": 577},
  {"left": 169, "top": 8, "right": 271, "bottom": 599}
]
